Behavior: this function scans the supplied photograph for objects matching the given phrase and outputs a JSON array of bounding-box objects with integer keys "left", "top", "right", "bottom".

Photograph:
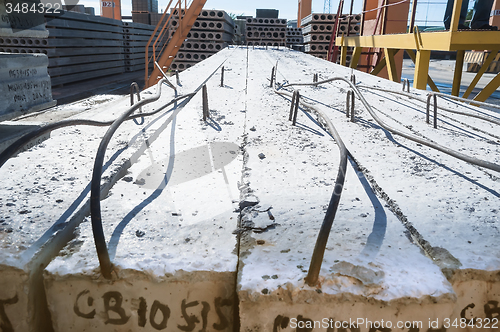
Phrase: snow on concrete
[{"left": 265, "top": 50, "right": 500, "bottom": 272}]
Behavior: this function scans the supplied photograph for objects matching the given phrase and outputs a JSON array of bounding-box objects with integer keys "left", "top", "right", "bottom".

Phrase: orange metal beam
[
  {"left": 298, "top": 0, "right": 312, "bottom": 27},
  {"left": 145, "top": 0, "right": 207, "bottom": 88}
]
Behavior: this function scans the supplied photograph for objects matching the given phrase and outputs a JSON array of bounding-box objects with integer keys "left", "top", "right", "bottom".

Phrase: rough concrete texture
[
  {"left": 232, "top": 48, "right": 500, "bottom": 331},
  {"left": 0, "top": 53, "right": 55, "bottom": 122},
  {"left": 42, "top": 49, "right": 245, "bottom": 331},
  {"left": 44, "top": 271, "right": 234, "bottom": 331},
  {"left": 0, "top": 0, "right": 48, "bottom": 39},
  {"left": 0, "top": 123, "right": 50, "bottom": 154}
]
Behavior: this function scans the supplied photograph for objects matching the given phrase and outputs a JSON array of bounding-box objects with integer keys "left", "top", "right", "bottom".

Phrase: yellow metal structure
[
  {"left": 144, "top": 0, "right": 207, "bottom": 89},
  {"left": 336, "top": 0, "right": 500, "bottom": 102}
]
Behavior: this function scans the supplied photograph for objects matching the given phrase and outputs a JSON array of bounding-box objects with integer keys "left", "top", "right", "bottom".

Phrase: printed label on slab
[{"left": 72, "top": 290, "right": 232, "bottom": 331}]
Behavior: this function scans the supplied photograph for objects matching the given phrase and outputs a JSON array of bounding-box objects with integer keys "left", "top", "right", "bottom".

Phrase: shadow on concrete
[{"left": 349, "top": 157, "right": 388, "bottom": 261}]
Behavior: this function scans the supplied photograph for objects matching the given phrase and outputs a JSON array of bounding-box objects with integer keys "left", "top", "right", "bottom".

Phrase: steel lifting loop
[
  {"left": 154, "top": 61, "right": 177, "bottom": 92},
  {"left": 288, "top": 90, "right": 300, "bottom": 125},
  {"left": 402, "top": 78, "right": 410, "bottom": 92},
  {"left": 289, "top": 90, "right": 297, "bottom": 121},
  {"left": 130, "top": 82, "right": 144, "bottom": 125},
  {"left": 292, "top": 91, "right": 300, "bottom": 126},
  {"left": 413, "top": 26, "right": 422, "bottom": 51},
  {"left": 426, "top": 93, "right": 438, "bottom": 129}
]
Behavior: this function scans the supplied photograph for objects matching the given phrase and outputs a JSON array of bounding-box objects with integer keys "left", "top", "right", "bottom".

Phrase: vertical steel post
[
  {"left": 292, "top": 91, "right": 300, "bottom": 126},
  {"left": 346, "top": 91, "right": 351, "bottom": 118},
  {"left": 433, "top": 94, "right": 438, "bottom": 129},
  {"left": 402, "top": 78, "right": 410, "bottom": 92},
  {"left": 220, "top": 66, "right": 224, "bottom": 87},
  {"left": 175, "top": 70, "right": 180, "bottom": 85},
  {"left": 202, "top": 84, "right": 209, "bottom": 121},
  {"left": 270, "top": 67, "right": 275, "bottom": 88},
  {"left": 289, "top": 91, "right": 298, "bottom": 121}
]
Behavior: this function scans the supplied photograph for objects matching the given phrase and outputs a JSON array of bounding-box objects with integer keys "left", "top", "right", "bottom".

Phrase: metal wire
[
  {"left": 91, "top": 78, "right": 172, "bottom": 279},
  {"left": 286, "top": 78, "right": 500, "bottom": 172},
  {"left": 357, "top": 85, "right": 500, "bottom": 126},
  {"left": 277, "top": 75, "right": 500, "bottom": 285},
  {"left": 91, "top": 56, "right": 229, "bottom": 279},
  {"left": 0, "top": 92, "right": 194, "bottom": 170},
  {"left": 275, "top": 87, "right": 348, "bottom": 286}
]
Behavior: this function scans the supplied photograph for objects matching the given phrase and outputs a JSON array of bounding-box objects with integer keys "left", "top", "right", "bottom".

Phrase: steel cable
[
  {"left": 274, "top": 74, "right": 500, "bottom": 285},
  {"left": 283, "top": 78, "right": 500, "bottom": 173},
  {"left": 275, "top": 87, "right": 349, "bottom": 286},
  {"left": 357, "top": 85, "right": 500, "bottom": 126},
  {"left": 0, "top": 90, "right": 194, "bottom": 169}
]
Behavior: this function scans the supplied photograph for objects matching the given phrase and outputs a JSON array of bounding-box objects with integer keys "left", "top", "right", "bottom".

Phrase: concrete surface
[{"left": 0, "top": 53, "right": 56, "bottom": 122}]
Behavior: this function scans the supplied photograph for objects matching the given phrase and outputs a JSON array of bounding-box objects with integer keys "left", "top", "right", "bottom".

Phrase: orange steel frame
[{"left": 298, "top": 0, "right": 312, "bottom": 27}]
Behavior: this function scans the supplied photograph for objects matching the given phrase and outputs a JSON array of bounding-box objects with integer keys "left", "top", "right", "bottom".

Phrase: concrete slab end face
[
  {"left": 0, "top": 266, "right": 30, "bottom": 332},
  {"left": 449, "top": 269, "right": 500, "bottom": 325},
  {"left": 238, "top": 289, "right": 456, "bottom": 332},
  {"left": 0, "top": 53, "right": 54, "bottom": 122},
  {"left": 43, "top": 270, "right": 235, "bottom": 332}
]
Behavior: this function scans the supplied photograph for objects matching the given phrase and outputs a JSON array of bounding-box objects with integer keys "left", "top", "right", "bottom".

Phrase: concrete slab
[
  {"left": 234, "top": 48, "right": 460, "bottom": 332},
  {"left": 1, "top": 47, "right": 499, "bottom": 331},
  {"left": 0, "top": 123, "right": 50, "bottom": 154},
  {"left": 0, "top": 53, "right": 56, "bottom": 122},
  {"left": 259, "top": 49, "right": 500, "bottom": 330},
  {"left": 0, "top": 82, "right": 179, "bottom": 331},
  {"left": 42, "top": 48, "right": 247, "bottom": 331}
]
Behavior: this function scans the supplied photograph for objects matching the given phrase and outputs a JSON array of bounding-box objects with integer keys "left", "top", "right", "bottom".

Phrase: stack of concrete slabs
[{"left": 171, "top": 9, "right": 234, "bottom": 71}]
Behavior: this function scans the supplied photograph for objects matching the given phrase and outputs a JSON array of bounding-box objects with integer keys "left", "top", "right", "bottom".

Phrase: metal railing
[{"left": 145, "top": 0, "right": 194, "bottom": 85}]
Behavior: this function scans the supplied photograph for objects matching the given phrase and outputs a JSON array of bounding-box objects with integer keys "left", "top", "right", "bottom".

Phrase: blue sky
[{"left": 77, "top": 0, "right": 456, "bottom": 27}]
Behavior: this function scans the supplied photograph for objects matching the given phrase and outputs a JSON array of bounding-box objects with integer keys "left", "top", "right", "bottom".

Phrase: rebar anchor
[
  {"left": 220, "top": 66, "right": 225, "bottom": 87},
  {"left": 345, "top": 74, "right": 356, "bottom": 122},
  {"left": 288, "top": 90, "right": 300, "bottom": 126},
  {"left": 202, "top": 85, "right": 210, "bottom": 121},
  {"left": 402, "top": 78, "right": 410, "bottom": 92},
  {"left": 175, "top": 70, "right": 181, "bottom": 86},
  {"left": 270, "top": 66, "right": 276, "bottom": 88}
]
